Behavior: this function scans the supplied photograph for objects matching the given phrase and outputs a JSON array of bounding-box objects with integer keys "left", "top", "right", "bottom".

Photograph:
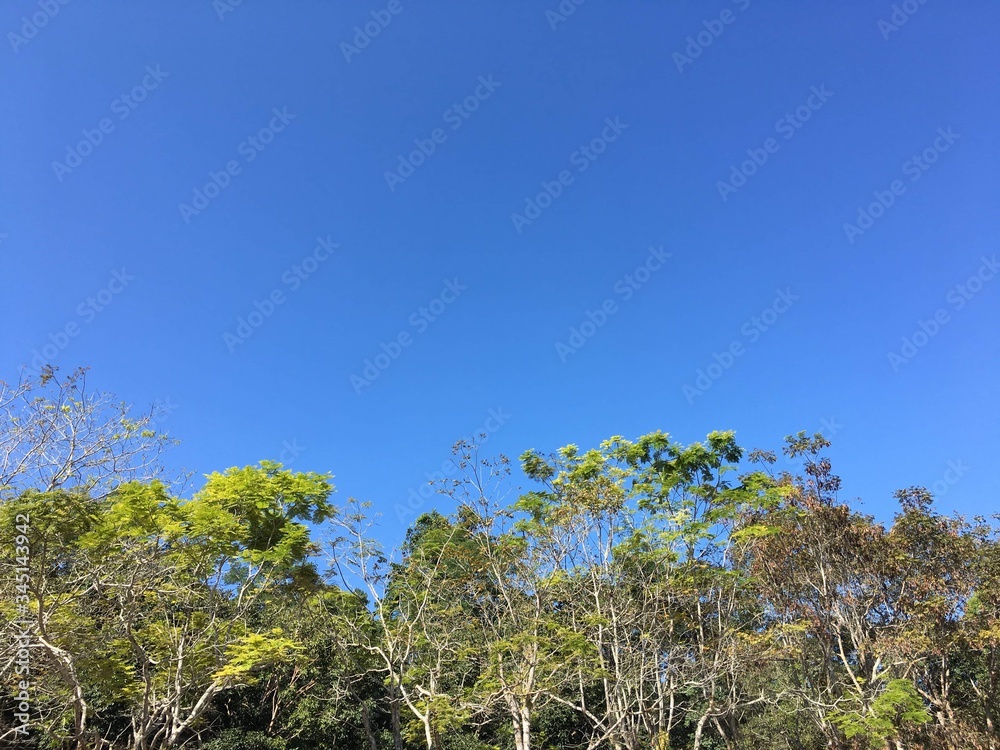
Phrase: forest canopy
[{"left": 1, "top": 369, "right": 998, "bottom": 750}]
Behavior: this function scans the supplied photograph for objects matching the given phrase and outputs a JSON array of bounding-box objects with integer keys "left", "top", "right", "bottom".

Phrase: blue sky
[{"left": 2, "top": 0, "right": 997, "bottom": 542}]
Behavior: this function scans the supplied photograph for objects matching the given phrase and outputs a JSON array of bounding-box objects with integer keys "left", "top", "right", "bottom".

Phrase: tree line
[{"left": 1, "top": 369, "right": 997, "bottom": 750}]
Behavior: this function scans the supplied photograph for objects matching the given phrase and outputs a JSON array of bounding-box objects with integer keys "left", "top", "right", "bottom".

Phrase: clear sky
[{"left": 2, "top": 0, "right": 997, "bottom": 543}]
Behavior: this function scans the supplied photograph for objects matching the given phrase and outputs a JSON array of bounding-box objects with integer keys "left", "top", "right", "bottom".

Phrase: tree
[
  {"left": 737, "top": 435, "right": 933, "bottom": 749},
  {"left": 5, "top": 369, "right": 998, "bottom": 749},
  {"left": 439, "top": 443, "right": 600, "bottom": 750},
  {"left": 328, "top": 500, "right": 487, "bottom": 750},
  {"left": 0, "top": 367, "right": 175, "bottom": 500},
  {"left": 0, "top": 462, "right": 333, "bottom": 749}
]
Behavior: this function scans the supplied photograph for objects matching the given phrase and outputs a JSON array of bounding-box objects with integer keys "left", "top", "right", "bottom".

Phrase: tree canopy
[{"left": 1, "top": 371, "right": 997, "bottom": 749}]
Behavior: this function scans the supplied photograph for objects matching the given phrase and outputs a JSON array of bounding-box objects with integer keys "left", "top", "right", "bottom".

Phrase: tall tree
[
  {"left": 0, "top": 367, "right": 175, "bottom": 500},
  {"left": 0, "top": 462, "right": 332, "bottom": 749}
]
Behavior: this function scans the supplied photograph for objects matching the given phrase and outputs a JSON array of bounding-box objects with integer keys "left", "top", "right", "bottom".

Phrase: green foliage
[
  {"left": 2, "top": 393, "right": 998, "bottom": 750},
  {"left": 193, "top": 461, "right": 334, "bottom": 566},
  {"left": 830, "top": 679, "right": 932, "bottom": 747},
  {"left": 212, "top": 629, "right": 303, "bottom": 686},
  {"left": 202, "top": 729, "right": 287, "bottom": 750}
]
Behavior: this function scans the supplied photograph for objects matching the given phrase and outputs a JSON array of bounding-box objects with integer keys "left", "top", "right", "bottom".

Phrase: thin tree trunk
[
  {"left": 423, "top": 714, "right": 435, "bottom": 750},
  {"left": 391, "top": 688, "right": 404, "bottom": 750},
  {"left": 693, "top": 712, "right": 710, "bottom": 750},
  {"left": 361, "top": 703, "right": 378, "bottom": 750}
]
